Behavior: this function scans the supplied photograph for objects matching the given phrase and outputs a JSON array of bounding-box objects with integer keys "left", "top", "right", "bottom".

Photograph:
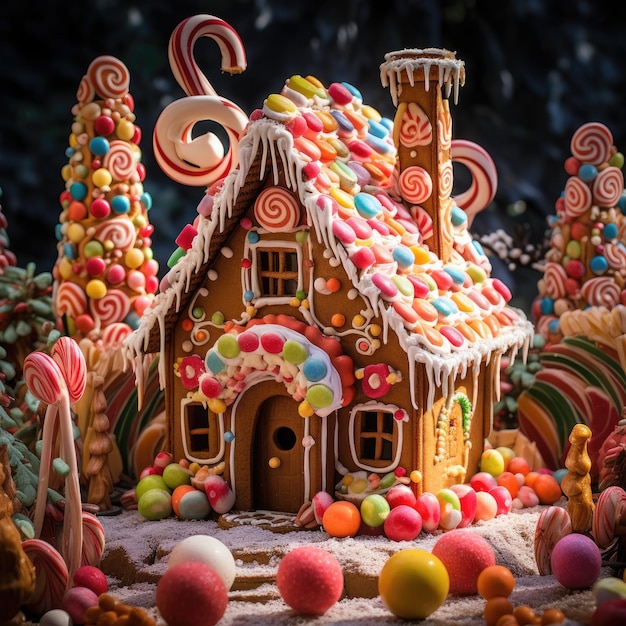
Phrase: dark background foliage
[{"left": 0, "top": 0, "right": 623, "bottom": 314}]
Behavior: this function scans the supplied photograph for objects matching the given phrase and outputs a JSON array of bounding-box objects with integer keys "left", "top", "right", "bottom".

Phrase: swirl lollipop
[{"left": 154, "top": 14, "right": 249, "bottom": 187}]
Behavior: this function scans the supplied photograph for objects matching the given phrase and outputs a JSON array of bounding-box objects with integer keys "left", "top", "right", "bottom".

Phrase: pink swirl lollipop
[
  {"left": 51, "top": 336, "right": 87, "bottom": 404},
  {"left": 89, "top": 289, "right": 132, "bottom": 327},
  {"left": 570, "top": 122, "right": 613, "bottom": 165},
  {"left": 604, "top": 242, "right": 626, "bottom": 270},
  {"left": 23, "top": 352, "right": 65, "bottom": 405},
  {"left": 76, "top": 75, "right": 95, "bottom": 105},
  {"left": 582, "top": 276, "right": 621, "bottom": 307},
  {"left": 253, "top": 186, "right": 300, "bottom": 231},
  {"left": 399, "top": 165, "right": 433, "bottom": 204},
  {"left": 563, "top": 176, "right": 592, "bottom": 218},
  {"left": 153, "top": 95, "right": 248, "bottom": 187},
  {"left": 438, "top": 160, "right": 453, "bottom": 200},
  {"left": 102, "top": 139, "right": 137, "bottom": 181},
  {"left": 94, "top": 216, "right": 136, "bottom": 251},
  {"left": 450, "top": 139, "right": 497, "bottom": 224},
  {"left": 398, "top": 102, "right": 432, "bottom": 147},
  {"left": 168, "top": 14, "right": 247, "bottom": 97},
  {"left": 101, "top": 322, "right": 133, "bottom": 348},
  {"left": 81, "top": 511, "right": 106, "bottom": 567},
  {"left": 22, "top": 539, "right": 69, "bottom": 616},
  {"left": 86, "top": 55, "right": 131, "bottom": 100},
  {"left": 592, "top": 165, "right": 624, "bottom": 207},
  {"left": 55, "top": 281, "right": 88, "bottom": 319},
  {"left": 534, "top": 505, "right": 572, "bottom": 575}
]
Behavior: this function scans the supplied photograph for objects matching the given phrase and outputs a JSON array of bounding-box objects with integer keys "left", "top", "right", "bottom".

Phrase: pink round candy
[
  {"left": 551, "top": 533, "right": 601, "bottom": 589},
  {"left": 204, "top": 475, "right": 235, "bottom": 514},
  {"left": 106, "top": 264, "right": 126, "bottom": 285},
  {"left": 350, "top": 247, "right": 376, "bottom": 269},
  {"left": 85, "top": 257, "right": 106, "bottom": 276},
  {"left": 489, "top": 486, "right": 513, "bottom": 516},
  {"left": 60, "top": 587, "right": 99, "bottom": 624},
  {"left": 260, "top": 332, "right": 284, "bottom": 354},
  {"left": 474, "top": 491, "right": 497, "bottom": 522},
  {"left": 384, "top": 505, "right": 423, "bottom": 541},
  {"left": 237, "top": 331, "right": 260, "bottom": 352},
  {"left": 127, "top": 270, "right": 146, "bottom": 291},
  {"left": 470, "top": 471, "right": 498, "bottom": 493},
  {"left": 415, "top": 492, "right": 440, "bottom": 533},
  {"left": 134, "top": 296, "right": 151, "bottom": 316}
]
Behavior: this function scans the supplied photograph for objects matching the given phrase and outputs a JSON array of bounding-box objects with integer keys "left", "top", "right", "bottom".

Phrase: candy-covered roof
[{"left": 125, "top": 59, "right": 533, "bottom": 407}]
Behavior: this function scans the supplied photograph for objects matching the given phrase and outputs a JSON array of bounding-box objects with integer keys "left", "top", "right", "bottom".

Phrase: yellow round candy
[
  {"left": 58, "top": 258, "right": 74, "bottom": 280},
  {"left": 69, "top": 134, "right": 79, "bottom": 148},
  {"left": 92, "top": 167, "right": 112, "bottom": 188},
  {"left": 86, "top": 279, "right": 107, "bottom": 299},
  {"left": 265, "top": 93, "right": 297, "bottom": 114},
  {"left": 298, "top": 401, "right": 315, "bottom": 418},
  {"left": 370, "top": 324, "right": 382, "bottom": 337},
  {"left": 268, "top": 457, "right": 281, "bottom": 469},
  {"left": 61, "top": 164, "right": 72, "bottom": 182},
  {"left": 125, "top": 248, "right": 145, "bottom": 269},
  {"left": 353, "top": 314, "right": 365, "bottom": 327},
  {"left": 208, "top": 398, "right": 226, "bottom": 414},
  {"left": 116, "top": 119, "right": 135, "bottom": 141},
  {"left": 410, "top": 470, "right": 422, "bottom": 484},
  {"left": 67, "top": 223, "right": 86, "bottom": 244}
]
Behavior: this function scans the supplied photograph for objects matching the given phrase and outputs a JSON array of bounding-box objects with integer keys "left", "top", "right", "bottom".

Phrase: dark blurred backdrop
[{"left": 0, "top": 0, "right": 623, "bottom": 314}]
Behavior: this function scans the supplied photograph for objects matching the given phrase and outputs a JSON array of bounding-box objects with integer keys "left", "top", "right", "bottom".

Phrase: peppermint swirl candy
[
  {"left": 76, "top": 75, "right": 95, "bottom": 105},
  {"left": 604, "top": 242, "right": 626, "bottom": 271},
  {"left": 398, "top": 102, "right": 432, "bottom": 147},
  {"left": 81, "top": 511, "right": 106, "bottom": 566},
  {"left": 592, "top": 486, "right": 626, "bottom": 548},
  {"left": 254, "top": 186, "right": 300, "bottom": 232},
  {"left": 570, "top": 122, "right": 613, "bottom": 165},
  {"left": 86, "top": 55, "right": 130, "bottom": 100},
  {"left": 23, "top": 351, "right": 65, "bottom": 405},
  {"left": 411, "top": 205, "right": 433, "bottom": 240},
  {"left": 563, "top": 176, "right": 592, "bottom": 218},
  {"left": 438, "top": 160, "right": 453, "bottom": 200},
  {"left": 94, "top": 216, "right": 136, "bottom": 251},
  {"left": 534, "top": 505, "right": 572, "bottom": 575},
  {"left": 51, "top": 336, "right": 87, "bottom": 404},
  {"left": 543, "top": 262, "right": 568, "bottom": 299},
  {"left": 101, "top": 322, "right": 133, "bottom": 349},
  {"left": 55, "top": 281, "right": 88, "bottom": 318},
  {"left": 582, "top": 276, "right": 621, "bottom": 307},
  {"left": 102, "top": 140, "right": 137, "bottom": 181},
  {"left": 399, "top": 165, "right": 433, "bottom": 204},
  {"left": 438, "top": 106, "right": 452, "bottom": 150},
  {"left": 592, "top": 166, "right": 624, "bottom": 207},
  {"left": 22, "top": 539, "right": 69, "bottom": 616},
  {"left": 90, "top": 289, "right": 132, "bottom": 327}
]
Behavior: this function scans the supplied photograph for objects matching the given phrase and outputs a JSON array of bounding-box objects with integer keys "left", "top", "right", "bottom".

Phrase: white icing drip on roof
[{"left": 380, "top": 48, "right": 465, "bottom": 106}]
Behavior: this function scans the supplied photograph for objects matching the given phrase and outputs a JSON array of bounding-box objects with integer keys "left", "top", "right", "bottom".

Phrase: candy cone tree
[
  {"left": 53, "top": 56, "right": 159, "bottom": 347},
  {"left": 533, "top": 122, "right": 626, "bottom": 343}
]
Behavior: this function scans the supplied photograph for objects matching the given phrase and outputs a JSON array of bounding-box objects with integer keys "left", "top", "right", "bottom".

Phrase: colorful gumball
[{"left": 322, "top": 501, "right": 361, "bottom": 538}]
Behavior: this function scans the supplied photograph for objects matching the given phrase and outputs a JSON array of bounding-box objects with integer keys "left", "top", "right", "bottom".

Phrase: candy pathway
[{"left": 97, "top": 501, "right": 602, "bottom": 625}]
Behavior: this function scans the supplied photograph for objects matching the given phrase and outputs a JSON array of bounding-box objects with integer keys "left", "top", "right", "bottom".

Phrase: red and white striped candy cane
[
  {"left": 168, "top": 14, "right": 247, "bottom": 97},
  {"left": 451, "top": 139, "right": 498, "bottom": 226},
  {"left": 154, "top": 14, "right": 249, "bottom": 187}
]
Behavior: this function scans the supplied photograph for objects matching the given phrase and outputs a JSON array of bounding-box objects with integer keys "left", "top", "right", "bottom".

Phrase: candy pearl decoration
[
  {"left": 551, "top": 533, "right": 601, "bottom": 589},
  {"left": 276, "top": 546, "right": 344, "bottom": 615},
  {"left": 167, "top": 535, "right": 236, "bottom": 590},
  {"left": 157, "top": 562, "right": 228, "bottom": 626}
]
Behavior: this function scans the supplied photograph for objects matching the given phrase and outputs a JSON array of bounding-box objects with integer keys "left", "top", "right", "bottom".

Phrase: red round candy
[
  {"left": 276, "top": 546, "right": 344, "bottom": 615},
  {"left": 383, "top": 504, "right": 423, "bottom": 541},
  {"left": 237, "top": 331, "right": 259, "bottom": 352},
  {"left": 156, "top": 562, "right": 227, "bottom": 626},
  {"left": 260, "top": 332, "right": 284, "bottom": 354},
  {"left": 94, "top": 115, "right": 115, "bottom": 136},
  {"left": 85, "top": 257, "right": 106, "bottom": 276},
  {"left": 565, "top": 259, "right": 585, "bottom": 279},
  {"left": 90, "top": 198, "right": 111, "bottom": 219},
  {"left": 73, "top": 565, "right": 108, "bottom": 597}
]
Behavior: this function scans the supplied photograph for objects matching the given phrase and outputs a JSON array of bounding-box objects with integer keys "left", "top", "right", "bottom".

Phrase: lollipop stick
[{"left": 33, "top": 403, "right": 59, "bottom": 538}]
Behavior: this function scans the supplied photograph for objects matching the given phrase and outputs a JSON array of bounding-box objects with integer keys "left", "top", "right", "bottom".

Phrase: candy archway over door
[{"left": 253, "top": 394, "right": 303, "bottom": 513}]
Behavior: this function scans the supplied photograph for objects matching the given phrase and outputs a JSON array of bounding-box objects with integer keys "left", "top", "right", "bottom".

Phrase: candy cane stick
[
  {"left": 451, "top": 139, "right": 498, "bottom": 226},
  {"left": 155, "top": 14, "right": 249, "bottom": 187},
  {"left": 168, "top": 14, "right": 247, "bottom": 97},
  {"left": 153, "top": 95, "right": 248, "bottom": 187}
]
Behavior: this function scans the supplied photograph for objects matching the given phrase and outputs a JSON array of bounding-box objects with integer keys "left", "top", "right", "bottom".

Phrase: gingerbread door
[{"left": 253, "top": 395, "right": 304, "bottom": 513}]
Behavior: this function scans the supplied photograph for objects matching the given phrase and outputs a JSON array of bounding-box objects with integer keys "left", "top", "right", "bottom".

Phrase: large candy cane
[
  {"left": 154, "top": 14, "right": 249, "bottom": 187},
  {"left": 26, "top": 337, "right": 87, "bottom": 588},
  {"left": 451, "top": 139, "right": 498, "bottom": 226},
  {"left": 168, "top": 14, "right": 247, "bottom": 97}
]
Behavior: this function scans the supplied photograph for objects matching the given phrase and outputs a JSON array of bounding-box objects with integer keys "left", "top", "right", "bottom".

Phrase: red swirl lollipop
[{"left": 23, "top": 352, "right": 65, "bottom": 405}]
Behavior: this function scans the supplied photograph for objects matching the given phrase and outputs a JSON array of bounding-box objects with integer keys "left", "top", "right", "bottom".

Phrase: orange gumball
[
  {"left": 484, "top": 596, "right": 514, "bottom": 626},
  {"left": 496, "top": 472, "right": 519, "bottom": 499},
  {"left": 523, "top": 471, "right": 540, "bottom": 488},
  {"left": 508, "top": 456, "right": 530, "bottom": 476},
  {"left": 540, "top": 608, "right": 565, "bottom": 624},
  {"left": 477, "top": 565, "right": 516, "bottom": 600},
  {"left": 322, "top": 501, "right": 361, "bottom": 538},
  {"left": 513, "top": 605, "right": 540, "bottom": 625},
  {"left": 532, "top": 474, "right": 562, "bottom": 505},
  {"left": 171, "top": 485, "right": 196, "bottom": 517}
]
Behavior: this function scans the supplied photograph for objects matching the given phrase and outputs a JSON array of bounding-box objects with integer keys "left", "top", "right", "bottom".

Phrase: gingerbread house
[{"left": 124, "top": 48, "right": 533, "bottom": 514}]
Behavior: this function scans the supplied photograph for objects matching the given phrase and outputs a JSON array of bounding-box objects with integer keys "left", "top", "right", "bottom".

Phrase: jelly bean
[
  {"left": 391, "top": 274, "right": 414, "bottom": 297},
  {"left": 431, "top": 297, "right": 458, "bottom": 317},
  {"left": 354, "top": 192, "right": 383, "bottom": 218},
  {"left": 392, "top": 245, "right": 415, "bottom": 270},
  {"left": 450, "top": 205, "right": 468, "bottom": 226}
]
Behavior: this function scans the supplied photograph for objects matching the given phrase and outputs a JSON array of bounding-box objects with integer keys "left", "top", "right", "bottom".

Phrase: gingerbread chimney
[{"left": 380, "top": 49, "right": 465, "bottom": 263}]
